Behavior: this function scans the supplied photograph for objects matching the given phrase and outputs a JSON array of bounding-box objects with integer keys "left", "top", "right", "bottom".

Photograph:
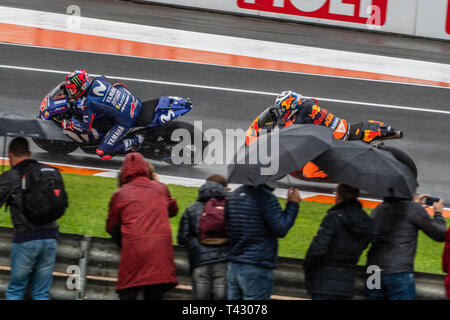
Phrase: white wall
[{"left": 139, "top": 0, "right": 450, "bottom": 41}]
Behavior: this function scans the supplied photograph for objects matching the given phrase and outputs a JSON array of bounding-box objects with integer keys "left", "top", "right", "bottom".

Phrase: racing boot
[
  {"left": 123, "top": 134, "right": 144, "bottom": 152},
  {"left": 96, "top": 148, "right": 113, "bottom": 160}
]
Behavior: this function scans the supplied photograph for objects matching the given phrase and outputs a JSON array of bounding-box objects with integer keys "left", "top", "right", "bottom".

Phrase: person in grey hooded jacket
[{"left": 177, "top": 174, "right": 229, "bottom": 300}]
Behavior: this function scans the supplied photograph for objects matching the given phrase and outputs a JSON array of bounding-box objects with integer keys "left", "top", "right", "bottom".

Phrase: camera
[{"left": 425, "top": 196, "right": 440, "bottom": 206}]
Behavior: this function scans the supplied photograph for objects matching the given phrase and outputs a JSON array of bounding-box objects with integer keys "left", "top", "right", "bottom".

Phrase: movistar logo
[
  {"left": 92, "top": 81, "right": 106, "bottom": 97},
  {"left": 160, "top": 110, "right": 175, "bottom": 124}
]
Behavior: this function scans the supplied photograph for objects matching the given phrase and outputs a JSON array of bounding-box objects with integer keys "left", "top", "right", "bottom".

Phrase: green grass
[{"left": 0, "top": 169, "right": 448, "bottom": 274}]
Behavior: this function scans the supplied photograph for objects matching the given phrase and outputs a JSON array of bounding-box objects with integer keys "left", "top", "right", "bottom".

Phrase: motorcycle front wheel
[{"left": 32, "top": 138, "right": 78, "bottom": 155}]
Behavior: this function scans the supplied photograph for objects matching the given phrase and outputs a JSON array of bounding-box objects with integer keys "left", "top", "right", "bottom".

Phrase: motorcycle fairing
[
  {"left": 147, "top": 96, "right": 193, "bottom": 128},
  {"left": 40, "top": 95, "right": 69, "bottom": 120},
  {"left": 245, "top": 106, "right": 295, "bottom": 146}
]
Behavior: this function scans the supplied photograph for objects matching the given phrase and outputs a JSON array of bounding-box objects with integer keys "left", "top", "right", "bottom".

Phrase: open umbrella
[
  {"left": 0, "top": 112, "right": 70, "bottom": 172},
  {"left": 227, "top": 124, "right": 334, "bottom": 185},
  {"left": 0, "top": 112, "right": 70, "bottom": 141},
  {"left": 312, "top": 139, "right": 418, "bottom": 199}
]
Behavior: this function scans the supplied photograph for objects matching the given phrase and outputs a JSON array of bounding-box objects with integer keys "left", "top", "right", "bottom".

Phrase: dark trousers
[
  {"left": 192, "top": 262, "right": 228, "bottom": 300},
  {"left": 117, "top": 283, "right": 175, "bottom": 300}
]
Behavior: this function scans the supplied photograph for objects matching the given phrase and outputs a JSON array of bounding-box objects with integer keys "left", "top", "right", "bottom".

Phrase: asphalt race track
[{"left": 0, "top": 0, "right": 449, "bottom": 203}]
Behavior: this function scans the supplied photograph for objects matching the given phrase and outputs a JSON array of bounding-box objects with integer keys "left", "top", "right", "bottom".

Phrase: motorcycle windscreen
[
  {"left": 245, "top": 106, "right": 275, "bottom": 146},
  {"left": 39, "top": 82, "right": 70, "bottom": 120}
]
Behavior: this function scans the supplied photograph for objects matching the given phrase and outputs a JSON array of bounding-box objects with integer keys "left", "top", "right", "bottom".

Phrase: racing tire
[
  {"left": 32, "top": 138, "right": 78, "bottom": 155},
  {"left": 144, "top": 121, "right": 208, "bottom": 166}
]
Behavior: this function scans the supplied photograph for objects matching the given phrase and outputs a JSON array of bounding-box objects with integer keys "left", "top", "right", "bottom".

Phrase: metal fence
[{"left": 0, "top": 227, "right": 446, "bottom": 300}]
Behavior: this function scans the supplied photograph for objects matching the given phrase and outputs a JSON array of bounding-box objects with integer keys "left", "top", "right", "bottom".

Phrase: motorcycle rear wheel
[{"left": 143, "top": 121, "right": 208, "bottom": 166}]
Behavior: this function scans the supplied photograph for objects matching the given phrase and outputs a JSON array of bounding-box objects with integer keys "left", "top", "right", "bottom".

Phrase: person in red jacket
[
  {"left": 106, "top": 152, "right": 179, "bottom": 300},
  {"left": 444, "top": 227, "right": 450, "bottom": 299}
]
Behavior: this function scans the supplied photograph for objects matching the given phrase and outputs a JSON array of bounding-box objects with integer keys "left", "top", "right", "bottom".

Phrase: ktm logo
[
  {"left": 92, "top": 81, "right": 106, "bottom": 96},
  {"left": 325, "top": 113, "right": 334, "bottom": 127}
]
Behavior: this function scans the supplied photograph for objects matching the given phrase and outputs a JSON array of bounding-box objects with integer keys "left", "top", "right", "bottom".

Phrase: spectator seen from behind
[
  {"left": 0, "top": 137, "right": 62, "bottom": 300},
  {"left": 443, "top": 227, "right": 450, "bottom": 299},
  {"left": 304, "top": 184, "right": 373, "bottom": 300},
  {"left": 225, "top": 184, "right": 301, "bottom": 300},
  {"left": 106, "top": 153, "right": 179, "bottom": 300},
  {"left": 177, "top": 174, "right": 229, "bottom": 300},
  {"left": 366, "top": 191, "right": 446, "bottom": 300}
]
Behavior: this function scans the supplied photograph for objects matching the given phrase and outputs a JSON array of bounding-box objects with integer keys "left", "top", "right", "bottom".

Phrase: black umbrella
[
  {"left": 227, "top": 124, "right": 334, "bottom": 185},
  {"left": 0, "top": 112, "right": 70, "bottom": 172},
  {"left": 312, "top": 139, "right": 418, "bottom": 199},
  {"left": 0, "top": 112, "right": 70, "bottom": 141}
]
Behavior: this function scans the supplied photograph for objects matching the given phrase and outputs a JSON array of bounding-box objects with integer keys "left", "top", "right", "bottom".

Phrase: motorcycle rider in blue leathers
[{"left": 62, "top": 69, "right": 144, "bottom": 160}]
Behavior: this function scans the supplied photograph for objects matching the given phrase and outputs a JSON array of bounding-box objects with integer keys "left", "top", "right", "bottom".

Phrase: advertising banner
[{"left": 139, "top": 0, "right": 450, "bottom": 41}]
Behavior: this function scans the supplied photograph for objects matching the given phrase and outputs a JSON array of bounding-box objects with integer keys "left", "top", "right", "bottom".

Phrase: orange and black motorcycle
[{"left": 245, "top": 97, "right": 403, "bottom": 182}]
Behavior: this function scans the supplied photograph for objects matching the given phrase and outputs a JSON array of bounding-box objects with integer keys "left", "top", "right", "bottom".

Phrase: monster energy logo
[{"left": 71, "top": 75, "right": 82, "bottom": 86}]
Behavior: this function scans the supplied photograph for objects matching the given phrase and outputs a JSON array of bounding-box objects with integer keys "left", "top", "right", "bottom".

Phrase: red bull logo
[
  {"left": 363, "top": 129, "right": 380, "bottom": 142},
  {"left": 309, "top": 105, "right": 321, "bottom": 119},
  {"left": 283, "top": 95, "right": 295, "bottom": 109}
]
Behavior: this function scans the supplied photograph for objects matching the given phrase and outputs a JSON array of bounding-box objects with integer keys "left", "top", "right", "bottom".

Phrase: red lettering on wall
[
  {"left": 446, "top": 0, "right": 450, "bottom": 35},
  {"left": 237, "top": 0, "right": 387, "bottom": 26}
]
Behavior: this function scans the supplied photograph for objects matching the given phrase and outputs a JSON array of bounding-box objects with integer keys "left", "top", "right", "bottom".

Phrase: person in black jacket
[
  {"left": 304, "top": 184, "right": 373, "bottom": 300},
  {"left": 366, "top": 193, "right": 446, "bottom": 300},
  {"left": 177, "top": 174, "right": 230, "bottom": 300},
  {"left": 0, "top": 137, "right": 60, "bottom": 300},
  {"left": 364, "top": 144, "right": 447, "bottom": 300}
]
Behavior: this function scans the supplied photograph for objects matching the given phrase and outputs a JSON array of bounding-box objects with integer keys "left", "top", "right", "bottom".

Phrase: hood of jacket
[
  {"left": 331, "top": 199, "right": 373, "bottom": 240},
  {"left": 198, "top": 181, "right": 227, "bottom": 201},
  {"left": 120, "top": 152, "right": 150, "bottom": 185}
]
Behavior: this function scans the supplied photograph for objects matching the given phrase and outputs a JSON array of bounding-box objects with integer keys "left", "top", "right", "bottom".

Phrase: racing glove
[
  {"left": 348, "top": 120, "right": 383, "bottom": 143},
  {"left": 62, "top": 118, "right": 84, "bottom": 133}
]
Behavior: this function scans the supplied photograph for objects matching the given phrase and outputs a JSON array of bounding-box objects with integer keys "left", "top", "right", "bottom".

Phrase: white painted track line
[{"left": 1, "top": 64, "right": 450, "bottom": 115}]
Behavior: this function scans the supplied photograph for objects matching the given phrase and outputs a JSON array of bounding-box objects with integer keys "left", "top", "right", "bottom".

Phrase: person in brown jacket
[{"left": 106, "top": 152, "right": 178, "bottom": 300}]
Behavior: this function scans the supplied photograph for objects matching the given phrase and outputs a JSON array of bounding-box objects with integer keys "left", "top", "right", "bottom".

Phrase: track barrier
[{"left": 0, "top": 227, "right": 446, "bottom": 300}]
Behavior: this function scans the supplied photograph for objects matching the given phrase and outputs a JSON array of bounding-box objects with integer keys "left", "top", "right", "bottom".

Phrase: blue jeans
[
  {"left": 366, "top": 272, "right": 416, "bottom": 300},
  {"left": 6, "top": 239, "right": 58, "bottom": 300},
  {"left": 227, "top": 262, "right": 274, "bottom": 300}
]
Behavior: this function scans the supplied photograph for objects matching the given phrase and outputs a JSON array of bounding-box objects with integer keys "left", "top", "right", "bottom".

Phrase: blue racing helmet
[{"left": 273, "top": 91, "right": 302, "bottom": 121}]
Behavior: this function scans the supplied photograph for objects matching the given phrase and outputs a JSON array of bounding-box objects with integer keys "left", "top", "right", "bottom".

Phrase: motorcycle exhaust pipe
[{"left": 378, "top": 130, "right": 403, "bottom": 141}]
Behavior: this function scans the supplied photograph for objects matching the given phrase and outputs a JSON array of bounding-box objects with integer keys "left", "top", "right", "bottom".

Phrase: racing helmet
[
  {"left": 273, "top": 90, "right": 302, "bottom": 121},
  {"left": 65, "top": 69, "right": 91, "bottom": 99}
]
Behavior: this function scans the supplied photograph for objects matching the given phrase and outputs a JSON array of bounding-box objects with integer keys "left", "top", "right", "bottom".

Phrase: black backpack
[{"left": 17, "top": 161, "right": 68, "bottom": 225}]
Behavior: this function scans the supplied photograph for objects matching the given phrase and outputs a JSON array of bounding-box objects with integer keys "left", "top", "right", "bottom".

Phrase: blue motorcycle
[{"left": 34, "top": 82, "right": 208, "bottom": 165}]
